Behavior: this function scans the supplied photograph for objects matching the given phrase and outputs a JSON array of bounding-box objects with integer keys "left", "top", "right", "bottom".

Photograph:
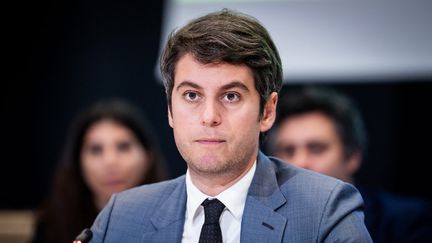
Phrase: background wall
[{"left": 3, "top": 0, "right": 431, "bottom": 209}]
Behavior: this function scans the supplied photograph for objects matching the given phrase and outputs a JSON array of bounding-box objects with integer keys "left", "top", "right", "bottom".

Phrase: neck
[
  {"left": 94, "top": 194, "right": 109, "bottom": 211},
  {"left": 345, "top": 176, "right": 354, "bottom": 184}
]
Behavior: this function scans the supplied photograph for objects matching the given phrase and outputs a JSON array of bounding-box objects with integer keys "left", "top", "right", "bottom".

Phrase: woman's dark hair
[{"left": 34, "top": 99, "right": 168, "bottom": 243}]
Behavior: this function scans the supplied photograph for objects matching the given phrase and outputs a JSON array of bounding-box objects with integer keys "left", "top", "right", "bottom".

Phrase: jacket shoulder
[
  {"left": 90, "top": 176, "right": 186, "bottom": 242},
  {"left": 268, "top": 155, "right": 344, "bottom": 192},
  {"left": 115, "top": 176, "right": 185, "bottom": 207}
]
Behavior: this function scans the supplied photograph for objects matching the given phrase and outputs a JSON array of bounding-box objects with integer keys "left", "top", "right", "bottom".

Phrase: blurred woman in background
[{"left": 32, "top": 99, "right": 168, "bottom": 243}]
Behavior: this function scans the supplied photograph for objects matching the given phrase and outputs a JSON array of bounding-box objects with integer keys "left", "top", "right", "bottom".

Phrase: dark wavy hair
[
  {"left": 33, "top": 99, "right": 168, "bottom": 243},
  {"left": 160, "top": 9, "right": 283, "bottom": 116}
]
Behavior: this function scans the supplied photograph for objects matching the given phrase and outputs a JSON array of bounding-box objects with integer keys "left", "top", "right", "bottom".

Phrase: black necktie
[{"left": 199, "top": 198, "right": 226, "bottom": 243}]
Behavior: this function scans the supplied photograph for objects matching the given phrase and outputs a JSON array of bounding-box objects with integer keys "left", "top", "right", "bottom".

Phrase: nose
[
  {"left": 102, "top": 148, "right": 118, "bottom": 168},
  {"left": 201, "top": 99, "right": 222, "bottom": 127},
  {"left": 291, "top": 149, "right": 310, "bottom": 169}
]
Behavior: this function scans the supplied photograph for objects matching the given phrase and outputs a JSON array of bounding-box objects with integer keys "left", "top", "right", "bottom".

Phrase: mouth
[
  {"left": 104, "top": 179, "right": 125, "bottom": 187},
  {"left": 194, "top": 138, "right": 226, "bottom": 145}
]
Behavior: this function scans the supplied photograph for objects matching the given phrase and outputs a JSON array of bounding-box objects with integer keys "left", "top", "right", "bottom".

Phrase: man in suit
[
  {"left": 267, "top": 86, "right": 432, "bottom": 242},
  {"left": 89, "top": 10, "right": 372, "bottom": 242}
]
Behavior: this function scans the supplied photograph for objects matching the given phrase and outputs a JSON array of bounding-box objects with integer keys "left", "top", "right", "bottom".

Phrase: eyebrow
[
  {"left": 220, "top": 81, "right": 250, "bottom": 92},
  {"left": 175, "top": 81, "right": 202, "bottom": 91},
  {"left": 175, "top": 80, "right": 250, "bottom": 92}
]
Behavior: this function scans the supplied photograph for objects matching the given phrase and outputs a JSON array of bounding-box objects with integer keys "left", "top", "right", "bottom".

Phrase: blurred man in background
[{"left": 267, "top": 86, "right": 432, "bottom": 243}]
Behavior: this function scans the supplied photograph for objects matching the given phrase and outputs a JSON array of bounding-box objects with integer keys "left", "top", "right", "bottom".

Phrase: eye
[
  {"left": 307, "top": 142, "right": 328, "bottom": 155},
  {"left": 117, "top": 141, "right": 131, "bottom": 152},
  {"left": 222, "top": 92, "right": 240, "bottom": 103},
  {"left": 87, "top": 144, "right": 103, "bottom": 156},
  {"left": 183, "top": 91, "right": 201, "bottom": 102},
  {"left": 278, "top": 145, "right": 295, "bottom": 158}
]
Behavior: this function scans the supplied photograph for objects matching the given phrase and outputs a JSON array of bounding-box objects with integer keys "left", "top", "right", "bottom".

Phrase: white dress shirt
[{"left": 182, "top": 161, "right": 257, "bottom": 243}]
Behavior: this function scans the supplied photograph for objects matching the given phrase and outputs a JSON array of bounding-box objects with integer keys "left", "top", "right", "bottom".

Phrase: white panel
[{"left": 156, "top": 0, "right": 432, "bottom": 82}]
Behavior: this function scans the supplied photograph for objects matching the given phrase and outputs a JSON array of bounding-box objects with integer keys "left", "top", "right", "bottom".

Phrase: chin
[{"left": 188, "top": 159, "right": 220, "bottom": 172}]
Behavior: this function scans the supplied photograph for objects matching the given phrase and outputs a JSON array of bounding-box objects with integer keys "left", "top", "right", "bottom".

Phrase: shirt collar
[{"left": 185, "top": 161, "right": 257, "bottom": 222}]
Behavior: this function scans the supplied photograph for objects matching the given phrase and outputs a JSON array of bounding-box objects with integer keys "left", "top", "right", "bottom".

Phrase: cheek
[
  {"left": 312, "top": 150, "right": 343, "bottom": 172},
  {"left": 171, "top": 112, "right": 196, "bottom": 138},
  {"left": 277, "top": 154, "right": 291, "bottom": 163},
  {"left": 81, "top": 155, "right": 97, "bottom": 177},
  {"left": 81, "top": 156, "right": 103, "bottom": 191},
  {"left": 122, "top": 149, "right": 149, "bottom": 181},
  {"left": 173, "top": 122, "right": 195, "bottom": 147},
  {"left": 231, "top": 110, "right": 261, "bottom": 132}
]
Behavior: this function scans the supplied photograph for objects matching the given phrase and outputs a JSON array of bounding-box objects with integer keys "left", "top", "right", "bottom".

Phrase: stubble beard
[{"left": 179, "top": 139, "right": 259, "bottom": 181}]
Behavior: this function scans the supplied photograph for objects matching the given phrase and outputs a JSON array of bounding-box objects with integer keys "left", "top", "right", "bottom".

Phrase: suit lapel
[
  {"left": 240, "top": 152, "right": 287, "bottom": 243},
  {"left": 142, "top": 153, "right": 288, "bottom": 242},
  {"left": 144, "top": 176, "right": 187, "bottom": 242}
]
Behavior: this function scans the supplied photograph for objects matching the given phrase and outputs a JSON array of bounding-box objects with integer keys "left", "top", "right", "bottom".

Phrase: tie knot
[{"left": 201, "top": 199, "right": 225, "bottom": 224}]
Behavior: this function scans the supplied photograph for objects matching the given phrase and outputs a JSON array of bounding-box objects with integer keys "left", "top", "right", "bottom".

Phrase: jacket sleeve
[
  {"left": 318, "top": 182, "right": 372, "bottom": 243},
  {"left": 89, "top": 194, "right": 117, "bottom": 243}
]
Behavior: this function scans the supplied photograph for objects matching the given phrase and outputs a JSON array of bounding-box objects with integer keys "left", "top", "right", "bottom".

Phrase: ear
[
  {"left": 260, "top": 92, "right": 278, "bottom": 132},
  {"left": 168, "top": 106, "right": 173, "bottom": 128},
  {"left": 345, "top": 151, "right": 362, "bottom": 176}
]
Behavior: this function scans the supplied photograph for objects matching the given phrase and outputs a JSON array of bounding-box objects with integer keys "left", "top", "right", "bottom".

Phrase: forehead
[
  {"left": 277, "top": 112, "right": 340, "bottom": 143},
  {"left": 85, "top": 120, "right": 131, "bottom": 139},
  {"left": 173, "top": 54, "right": 254, "bottom": 89}
]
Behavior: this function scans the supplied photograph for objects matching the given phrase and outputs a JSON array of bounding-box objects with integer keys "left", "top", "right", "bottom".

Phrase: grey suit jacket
[{"left": 90, "top": 152, "right": 372, "bottom": 242}]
